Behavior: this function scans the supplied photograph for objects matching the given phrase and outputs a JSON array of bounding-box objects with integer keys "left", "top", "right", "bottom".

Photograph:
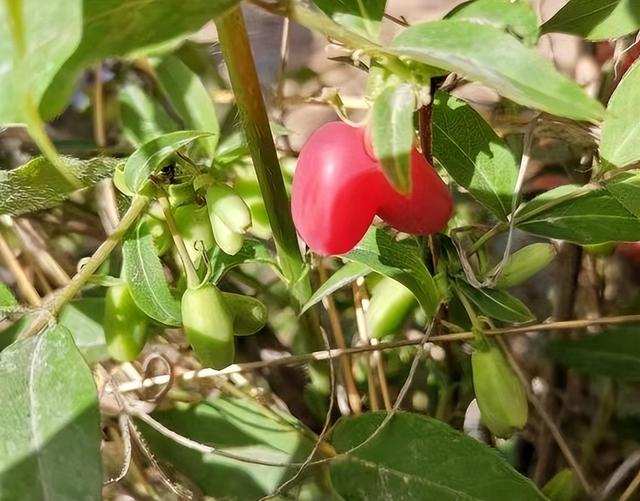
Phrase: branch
[
  {"left": 19, "top": 195, "right": 149, "bottom": 339},
  {"left": 112, "top": 314, "right": 640, "bottom": 394}
]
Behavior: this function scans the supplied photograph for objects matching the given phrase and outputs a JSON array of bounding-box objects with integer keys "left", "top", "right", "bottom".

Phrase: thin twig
[
  {"left": 599, "top": 450, "right": 640, "bottom": 501},
  {"left": 112, "top": 314, "right": 640, "bottom": 395},
  {"left": 353, "top": 282, "right": 379, "bottom": 410},
  {"left": 318, "top": 258, "right": 361, "bottom": 414},
  {"left": 355, "top": 279, "right": 392, "bottom": 411},
  {"left": 619, "top": 467, "right": 640, "bottom": 501},
  {"left": 262, "top": 317, "right": 337, "bottom": 499},
  {"left": 497, "top": 337, "right": 592, "bottom": 493},
  {"left": 0, "top": 231, "right": 41, "bottom": 306},
  {"left": 13, "top": 219, "right": 71, "bottom": 287}
]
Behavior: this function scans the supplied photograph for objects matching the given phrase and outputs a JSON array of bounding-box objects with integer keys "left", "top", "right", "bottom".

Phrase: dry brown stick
[
  {"left": 318, "top": 259, "right": 362, "bottom": 414},
  {"left": 92, "top": 63, "right": 120, "bottom": 234},
  {"left": 13, "top": 220, "right": 71, "bottom": 287},
  {"left": 112, "top": 314, "right": 640, "bottom": 395},
  {"left": 497, "top": 336, "right": 591, "bottom": 494},
  {"left": 619, "top": 467, "right": 640, "bottom": 501},
  {"left": 0, "top": 231, "right": 41, "bottom": 306},
  {"left": 352, "top": 281, "right": 379, "bottom": 410},
  {"left": 356, "top": 279, "right": 392, "bottom": 411},
  {"left": 371, "top": 338, "right": 392, "bottom": 410}
]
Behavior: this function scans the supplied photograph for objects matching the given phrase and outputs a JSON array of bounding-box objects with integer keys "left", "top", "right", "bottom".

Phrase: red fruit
[
  {"left": 377, "top": 149, "right": 452, "bottom": 235},
  {"left": 619, "top": 41, "right": 640, "bottom": 77},
  {"left": 291, "top": 121, "right": 452, "bottom": 255}
]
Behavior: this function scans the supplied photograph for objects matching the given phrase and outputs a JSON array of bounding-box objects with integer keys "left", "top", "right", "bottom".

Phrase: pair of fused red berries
[{"left": 292, "top": 122, "right": 452, "bottom": 255}]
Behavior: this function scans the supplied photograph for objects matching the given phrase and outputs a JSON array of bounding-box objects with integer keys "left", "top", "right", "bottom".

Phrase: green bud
[
  {"left": 222, "top": 292, "right": 268, "bottom": 336},
  {"left": 174, "top": 204, "right": 215, "bottom": 262},
  {"left": 210, "top": 212, "right": 243, "bottom": 255},
  {"left": 472, "top": 339, "right": 528, "bottom": 438},
  {"left": 495, "top": 243, "right": 556, "bottom": 288},
  {"left": 206, "top": 184, "right": 252, "bottom": 234},
  {"left": 141, "top": 215, "right": 171, "bottom": 256},
  {"left": 366, "top": 277, "right": 416, "bottom": 339}
]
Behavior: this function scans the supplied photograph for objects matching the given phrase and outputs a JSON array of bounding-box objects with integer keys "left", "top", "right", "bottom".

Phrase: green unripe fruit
[
  {"left": 206, "top": 184, "right": 251, "bottom": 255},
  {"left": 206, "top": 184, "right": 252, "bottom": 234},
  {"left": 181, "top": 284, "right": 234, "bottom": 369},
  {"left": 210, "top": 212, "right": 244, "bottom": 255},
  {"left": 174, "top": 204, "right": 215, "bottom": 262},
  {"left": 234, "top": 177, "right": 271, "bottom": 239},
  {"left": 542, "top": 469, "right": 581, "bottom": 501},
  {"left": 472, "top": 339, "right": 528, "bottom": 438},
  {"left": 495, "top": 243, "right": 556, "bottom": 288},
  {"left": 366, "top": 277, "right": 416, "bottom": 339},
  {"left": 104, "top": 283, "right": 149, "bottom": 362},
  {"left": 222, "top": 292, "right": 268, "bottom": 336}
]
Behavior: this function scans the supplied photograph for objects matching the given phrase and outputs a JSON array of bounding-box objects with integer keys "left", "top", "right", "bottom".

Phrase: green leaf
[
  {"left": 330, "top": 412, "right": 546, "bottom": 501},
  {"left": 433, "top": 91, "right": 517, "bottom": 220},
  {"left": 605, "top": 171, "right": 640, "bottom": 218},
  {"left": 516, "top": 184, "right": 640, "bottom": 244},
  {"left": 541, "top": 0, "right": 640, "bottom": 41},
  {"left": 122, "top": 221, "right": 181, "bottom": 326},
  {"left": 140, "top": 397, "right": 316, "bottom": 500},
  {"left": 600, "top": 62, "right": 640, "bottom": 170},
  {"left": 446, "top": 0, "right": 539, "bottom": 45},
  {"left": 456, "top": 279, "right": 534, "bottom": 324},
  {"left": 345, "top": 228, "right": 440, "bottom": 319},
  {"left": 0, "top": 317, "right": 31, "bottom": 352},
  {"left": 300, "top": 261, "right": 371, "bottom": 314},
  {"left": 371, "top": 83, "right": 415, "bottom": 194},
  {"left": 40, "top": 0, "right": 242, "bottom": 118},
  {"left": 0, "top": 156, "right": 118, "bottom": 216},
  {"left": 221, "top": 293, "right": 268, "bottom": 336},
  {"left": 59, "top": 298, "right": 108, "bottom": 366},
  {"left": 210, "top": 239, "right": 278, "bottom": 284},
  {"left": 153, "top": 55, "right": 219, "bottom": 157},
  {"left": 123, "top": 130, "right": 212, "bottom": 193},
  {"left": 118, "top": 83, "right": 177, "bottom": 147},
  {"left": 312, "top": 0, "right": 387, "bottom": 40},
  {"left": 0, "top": 325, "right": 101, "bottom": 500},
  {"left": 392, "top": 20, "right": 604, "bottom": 122},
  {"left": 0, "top": 283, "right": 17, "bottom": 310},
  {"left": 547, "top": 327, "right": 640, "bottom": 380},
  {"left": 0, "top": 0, "right": 82, "bottom": 123}
]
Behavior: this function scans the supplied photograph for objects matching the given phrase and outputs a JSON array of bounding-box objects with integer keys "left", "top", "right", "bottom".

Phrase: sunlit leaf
[
  {"left": 0, "top": 156, "right": 118, "bottom": 216},
  {"left": 122, "top": 221, "right": 182, "bottom": 326},
  {"left": 0, "top": 325, "right": 101, "bottom": 500},
  {"left": 392, "top": 20, "right": 604, "bottom": 122},
  {"left": 433, "top": 91, "right": 517, "bottom": 220},
  {"left": 331, "top": 412, "right": 546, "bottom": 501},
  {"left": 541, "top": 0, "right": 640, "bottom": 41}
]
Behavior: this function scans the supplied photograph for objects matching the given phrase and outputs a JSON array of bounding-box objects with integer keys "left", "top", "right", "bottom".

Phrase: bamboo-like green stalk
[
  {"left": 216, "top": 9, "right": 328, "bottom": 381},
  {"left": 216, "top": 7, "right": 308, "bottom": 306}
]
